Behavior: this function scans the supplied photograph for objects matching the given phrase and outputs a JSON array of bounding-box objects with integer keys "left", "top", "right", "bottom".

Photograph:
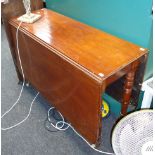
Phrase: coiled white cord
[
  {"left": 1, "top": 21, "right": 40, "bottom": 130},
  {"left": 48, "top": 107, "right": 114, "bottom": 155}
]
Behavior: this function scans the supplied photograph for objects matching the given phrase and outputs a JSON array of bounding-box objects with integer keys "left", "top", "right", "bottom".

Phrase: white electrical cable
[
  {"left": 1, "top": 92, "right": 39, "bottom": 131},
  {"left": 1, "top": 22, "right": 24, "bottom": 119},
  {"left": 1, "top": 23, "right": 24, "bottom": 119},
  {"left": 1, "top": 21, "right": 40, "bottom": 130},
  {"left": 48, "top": 107, "right": 114, "bottom": 155}
]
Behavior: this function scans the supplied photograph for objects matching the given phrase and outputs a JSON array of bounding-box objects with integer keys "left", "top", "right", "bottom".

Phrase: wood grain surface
[{"left": 10, "top": 8, "right": 147, "bottom": 80}]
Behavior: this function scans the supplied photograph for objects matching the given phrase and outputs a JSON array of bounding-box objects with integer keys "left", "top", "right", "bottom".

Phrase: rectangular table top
[{"left": 10, "top": 8, "right": 147, "bottom": 81}]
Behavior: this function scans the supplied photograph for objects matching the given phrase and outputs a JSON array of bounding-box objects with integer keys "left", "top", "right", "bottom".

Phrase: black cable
[
  {"left": 44, "top": 108, "right": 64, "bottom": 132},
  {"left": 44, "top": 117, "right": 59, "bottom": 132}
]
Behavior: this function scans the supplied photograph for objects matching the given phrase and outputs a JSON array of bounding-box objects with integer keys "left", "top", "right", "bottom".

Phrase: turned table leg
[{"left": 121, "top": 64, "right": 138, "bottom": 115}]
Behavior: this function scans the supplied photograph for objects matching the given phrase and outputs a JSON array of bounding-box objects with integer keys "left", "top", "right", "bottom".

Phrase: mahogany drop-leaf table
[{"left": 9, "top": 8, "right": 147, "bottom": 146}]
